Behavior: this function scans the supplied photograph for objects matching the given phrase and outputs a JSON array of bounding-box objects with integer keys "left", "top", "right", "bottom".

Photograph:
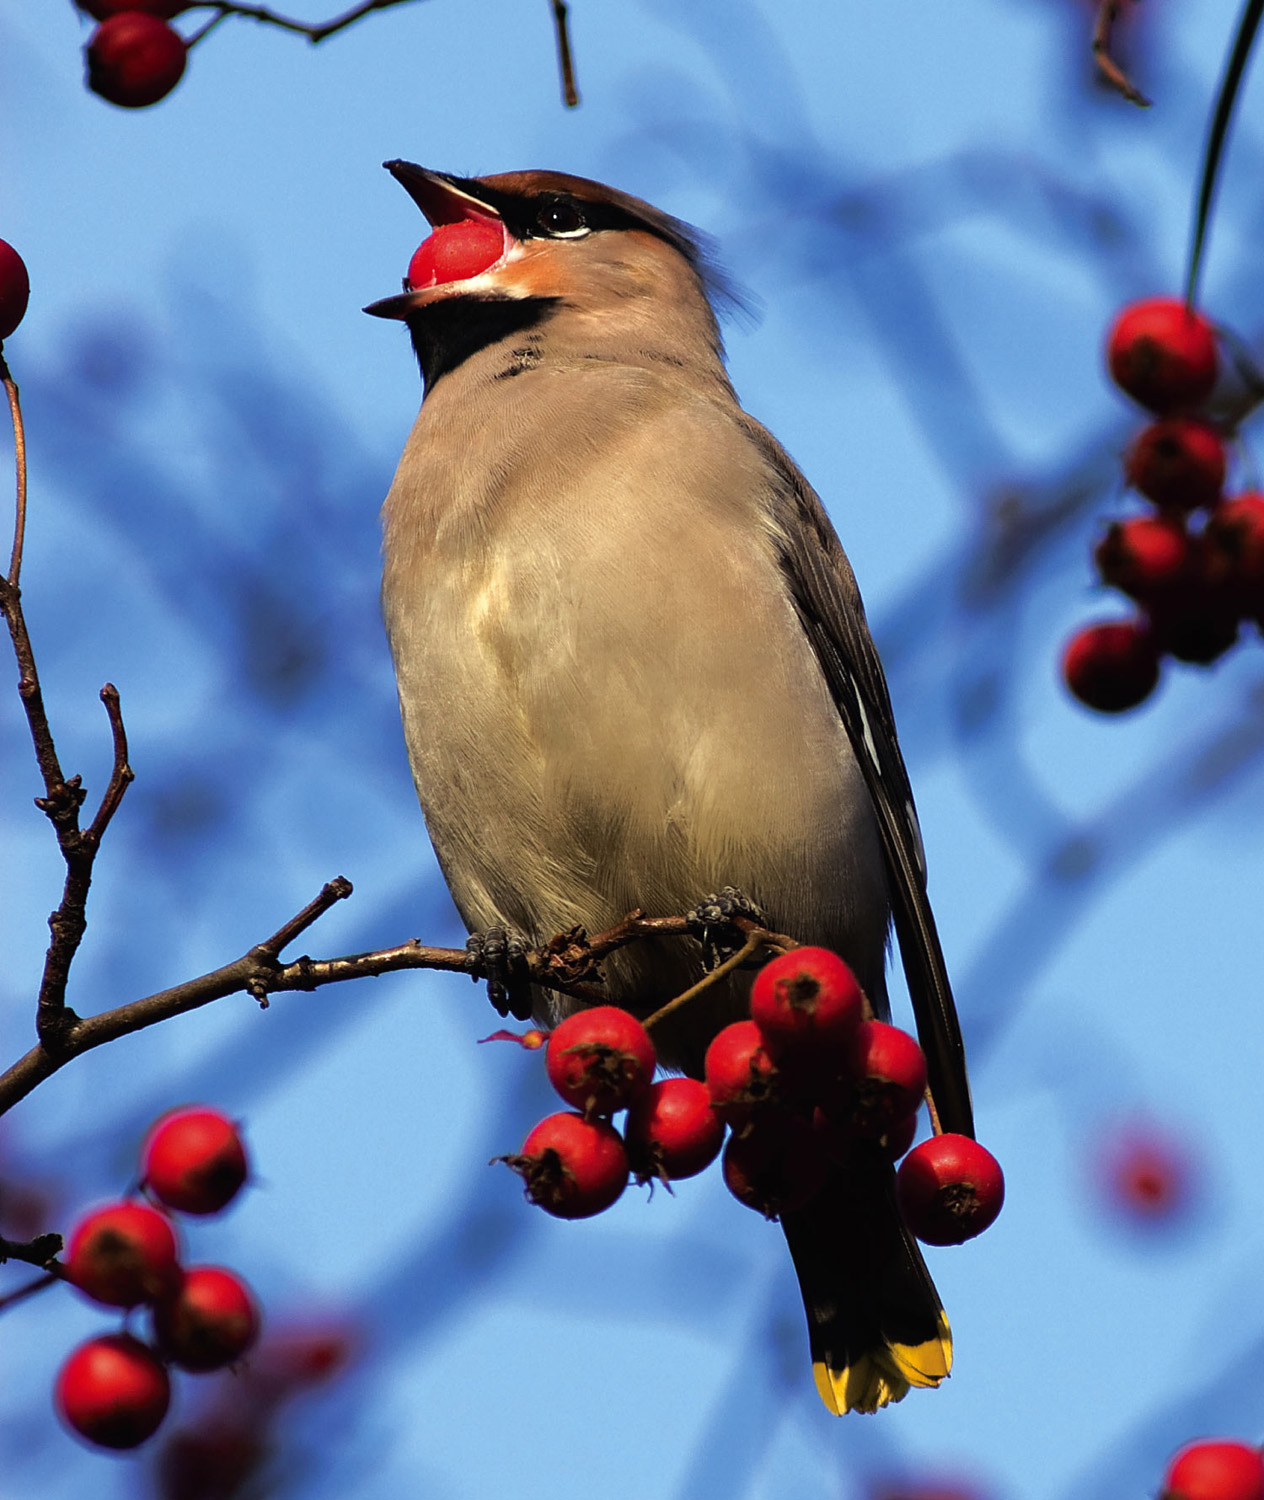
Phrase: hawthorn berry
[
  {"left": 56, "top": 1333, "right": 170, "bottom": 1449},
  {"left": 0, "top": 239, "right": 30, "bottom": 342},
  {"left": 545, "top": 1006, "right": 656, "bottom": 1116},
  {"left": 86, "top": 13, "right": 187, "bottom": 109},
  {"left": 896, "top": 1133, "right": 1004, "bottom": 1245},
  {"left": 66, "top": 1200, "right": 181, "bottom": 1307},
  {"left": 722, "top": 1112, "right": 828, "bottom": 1219},
  {"left": 1062, "top": 620, "right": 1160, "bottom": 713},
  {"left": 1107, "top": 298, "right": 1218, "bottom": 413},
  {"left": 1094, "top": 515, "right": 1193, "bottom": 604},
  {"left": 749, "top": 946, "right": 863, "bottom": 1062},
  {"left": 153, "top": 1265, "right": 261, "bottom": 1371},
  {"left": 1148, "top": 587, "right": 1240, "bottom": 665},
  {"left": 500, "top": 1111, "right": 629, "bottom": 1218},
  {"left": 1206, "top": 492, "right": 1264, "bottom": 616},
  {"left": 1161, "top": 1441, "right": 1264, "bottom": 1500},
  {"left": 407, "top": 221, "right": 505, "bottom": 289},
  {"left": 704, "top": 1019, "right": 781, "bottom": 1123},
  {"left": 815, "top": 1100, "right": 919, "bottom": 1166},
  {"left": 142, "top": 1106, "right": 249, "bottom": 1216},
  {"left": 843, "top": 1021, "right": 927, "bottom": 1138},
  {"left": 1100, "top": 1126, "right": 1191, "bottom": 1225},
  {"left": 1125, "top": 419, "right": 1225, "bottom": 513},
  {"left": 625, "top": 1077, "right": 725, "bottom": 1182}
]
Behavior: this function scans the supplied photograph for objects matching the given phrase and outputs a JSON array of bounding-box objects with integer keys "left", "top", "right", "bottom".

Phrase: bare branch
[
  {"left": 0, "top": 1272, "right": 59, "bottom": 1315},
  {"left": 84, "top": 684, "right": 135, "bottom": 847},
  {"left": 1091, "top": 0, "right": 1151, "bottom": 108},
  {"left": 549, "top": 0, "right": 579, "bottom": 108},
  {"left": 0, "top": 1231, "right": 63, "bottom": 1271}
]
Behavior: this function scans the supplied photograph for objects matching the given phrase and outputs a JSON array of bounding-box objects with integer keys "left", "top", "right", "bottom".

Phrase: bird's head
[{"left": 365, "top": 163, "right": 733, "bottom": 391}]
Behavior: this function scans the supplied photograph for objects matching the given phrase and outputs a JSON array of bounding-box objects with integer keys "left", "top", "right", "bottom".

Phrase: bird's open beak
[{"left": 364, "top": 162, "right": 506, "bottom": 320}]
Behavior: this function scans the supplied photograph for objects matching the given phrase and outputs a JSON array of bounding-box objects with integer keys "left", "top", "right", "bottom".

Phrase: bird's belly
[{"left": 386, "top": 504, "right": 889, "bottom": 1042}]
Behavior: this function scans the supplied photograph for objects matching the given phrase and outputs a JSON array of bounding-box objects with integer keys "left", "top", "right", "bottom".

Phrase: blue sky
[{"left": 4, "top": 0, "right": 1264, "bottom": 1497}]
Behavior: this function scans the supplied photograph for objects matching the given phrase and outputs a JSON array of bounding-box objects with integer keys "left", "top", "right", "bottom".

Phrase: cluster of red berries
[
  {"left": 496, "top": 947, "right": 1004, "bottom": 1247},
  {"left": 78, "top": 0, "right": 192, "bottom": 109},
  {"left": 1160, "top": 1439, "right": 1264, "bottom": 1500},
  {"left": 1063, "top": 297, "right": 1264, "bottom": 713},
  {"left": 56, "top": 1107, "right": 258, "bottom": 1451}
]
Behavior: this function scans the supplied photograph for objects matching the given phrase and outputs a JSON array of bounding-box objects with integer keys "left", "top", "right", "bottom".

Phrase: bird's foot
[
  {"left": 466, "top": 925, "right": 534, "bottom": 1020},
  {"left": 686, "top": 886, "right": 767, "bottom": 970}
]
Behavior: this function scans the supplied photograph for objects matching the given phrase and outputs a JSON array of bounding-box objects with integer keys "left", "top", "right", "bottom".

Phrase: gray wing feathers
[{"left": 746, "top": 419, "right": 975, "bottom": 1139}]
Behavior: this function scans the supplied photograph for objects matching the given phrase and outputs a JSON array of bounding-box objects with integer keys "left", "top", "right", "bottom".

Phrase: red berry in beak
[
  {"left": 86, "top": 13, "right": 187, "bottom": 109},
  {"left": 153, "top": 1265, "right": 261, "bottom": 1371},
  {"left": 1062, "top": 619, "right": 1160, "bottom": 712},
  {"left": 407, "top": 221, "right": 505, "bottom": 289},
  {"left": 749, "top": 946, "right": 863, "bottom": 1062},
  {"left": 0, "top": 240, "right": 30, "bottom": 341},
  {"left": 56, "top": 1334, "right": 170, "bottom": 1449},
  {"left": 141, "top": 1106, "right": 249, "bottom": 1216},
  {"left": 625, "top": 1078, "right": 725, "bottom": 1182},
  {"left": 896, "top": 1134, "right": 1004, "bottom": 1245},
  {"left": 500, "top": 1111, "right": 629, "bottom": 1218},
  {"left": 1161, "top": 1441, "right": 1264, "bottom": 1500},
  {"left": 66, "top": 1200, "right": 182, "bottom": 1307},
  {"left": 1107, "top": 298, "right": 1218, "bottom": 413},
  {"left": 544, "top": 1006, "right": 656, "bottom": 1116}
]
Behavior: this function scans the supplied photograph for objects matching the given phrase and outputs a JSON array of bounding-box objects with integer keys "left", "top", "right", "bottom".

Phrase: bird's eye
[{"left": 535, "top": 199, "right": 589, "bottom": 238}]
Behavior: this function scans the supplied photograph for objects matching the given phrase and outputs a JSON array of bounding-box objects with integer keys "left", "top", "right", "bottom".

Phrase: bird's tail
[{"left": 780, "top": 1163, "right": 952, "bottom": 1414}]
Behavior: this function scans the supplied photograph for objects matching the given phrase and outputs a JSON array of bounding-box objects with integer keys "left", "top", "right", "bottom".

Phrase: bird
[{"left": 365, "top": 162, "right": 974, "bottom": 1415}]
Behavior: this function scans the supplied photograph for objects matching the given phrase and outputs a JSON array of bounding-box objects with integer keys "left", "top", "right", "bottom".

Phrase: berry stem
[
  {"left": 1, "top": 354, "right": 26, "bottom": 589},
  {"left": 643, "top": 927, "right": 784, "bottom": 1035},
  {"left": 1186, "top": 0, "right": 1264, "bottom": 308}
]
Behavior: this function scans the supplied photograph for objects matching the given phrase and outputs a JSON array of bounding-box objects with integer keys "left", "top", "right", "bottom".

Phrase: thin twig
[
  {"left": 0, "top": 1230, "right": 63, "bottom": 1270},
  {"left": 1, "top": 355, "right": 26, "bottom": 588},
  {"left": 643, "top": 928, "right": 777, "bottom": 1034},
  {"left": 549, "top": 0, "right": 579, "bottom": 107},
  {"left": 1091, "top": 0, "right": 1151, "bottom": 107},
  {"left": 84, "top": 685, "right": 134, "bottom": 846},
  {"left": 0, "top": 1271, "right": 58, "bottom": 1314}
]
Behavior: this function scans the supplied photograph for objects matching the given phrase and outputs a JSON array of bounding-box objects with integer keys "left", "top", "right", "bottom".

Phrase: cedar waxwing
[{"left": 366, "top": 163, "right": 974, "bottom": 1415}]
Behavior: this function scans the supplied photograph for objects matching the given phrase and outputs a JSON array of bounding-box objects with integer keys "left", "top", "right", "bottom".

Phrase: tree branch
[{"left": 1091, "top": 0, "right": 1151, "bottom": 107}]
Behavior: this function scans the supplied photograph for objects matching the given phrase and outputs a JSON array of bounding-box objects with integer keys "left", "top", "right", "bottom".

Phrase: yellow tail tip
[{"left": 812, "top": 1314, "right": 952, "bottom": 1415}]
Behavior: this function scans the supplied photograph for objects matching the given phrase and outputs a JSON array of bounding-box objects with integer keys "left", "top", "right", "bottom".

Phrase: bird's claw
[
  {"left": 466, "top": 926, "right": 534, "bottom": 1020},
  {"left": 686, "top": 886, "right": 766, "bottom": 970}
]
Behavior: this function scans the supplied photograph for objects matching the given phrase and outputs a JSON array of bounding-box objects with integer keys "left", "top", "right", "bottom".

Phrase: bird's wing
[{"left": 743, "top": 417, "right": 974, "bottom": 1138}]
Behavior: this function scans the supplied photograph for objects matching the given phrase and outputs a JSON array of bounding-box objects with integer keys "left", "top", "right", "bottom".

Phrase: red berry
[
  {"left": 722, "top": 1112, "right": 828, "bottom": 1218},
  {"left": 153, "top": 1265, "right": 261, "bottom": 1371},
  {"left": 0, "top": 240, "right": 30, "bottom": 342},
  {"left": 86, "top": 14, "right": 187, "bottom": 109},
  {"left": 142, "top": 1106, "right": 249, "bottom": 1216},
  {"left": 704, "top": 1019, "right": 781, "bottom": 1123},
  {"left": 1125, "top": 419, "right": 1226, "bottom": 512},
  {"left": 1206, "top": 492, "right": 1264, "bottom": 617},
  {"left": 815, "top": 1101, "right": 918, "bottom": 1166},
  {"left": 1094, "top": 515, "right": 1194, "bottom": 603},
  {"left": 625, "top": 1078, "right": 725, "bottom": 1182},
  {"left": 66, "top": 1200, "right": 181, "bottom": 1307},
  {"left": 1100, "top": 1126, "right": 1191, "bottom": 1224},
  {"left": 56, "top": 1333, "right": 170, "bottom": 1449},
  {"left": 1147, "top": 588, "right": 1240, "bottom": 665},
  {"left": 1062, "top": 619, "right": 1160, "bottom": 713},
  {"left": 896, "top": 1134, "right": 1004, "bottom": 1245},
  {"left": 842, "top": 1020, "right": 927, "bottom": 1138},
  {"left": 545, "top": 1006, "right": 656, "bottom": 1116},
  {"left": 500, "top": 1111, "right": 629, "bottom": 1218},
  {"left": 1107, "top": 298, "right": 1218, "bottom": 413},
  {"left": 407, "top": 221, "right": 505, "bottom": 289},
  {"left": 78, "top": 0, "right": 192, "bottom": 16},
  {"left": 749, "top": 946, "right": 863, "bottom": 1062},
  {"left": 1162, "top": 1441, "right": 1264, "bottom": 1500}
]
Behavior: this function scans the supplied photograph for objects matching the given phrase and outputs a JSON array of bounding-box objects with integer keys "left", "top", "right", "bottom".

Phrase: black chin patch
[{"left": 408, "top": 295, "right": 559, "bottom": 393}]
